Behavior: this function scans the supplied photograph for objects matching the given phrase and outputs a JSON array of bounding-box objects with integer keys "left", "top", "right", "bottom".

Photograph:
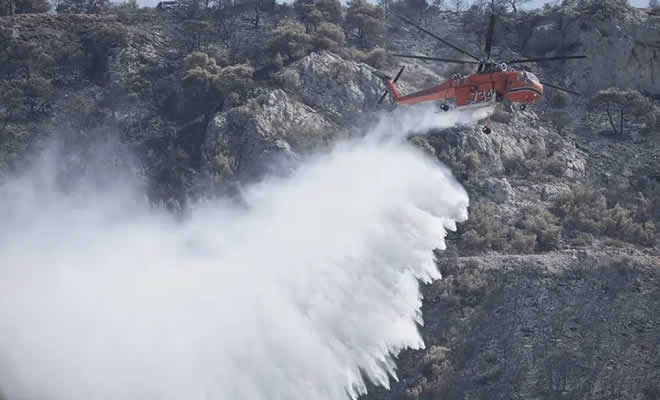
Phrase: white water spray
[{"left": 0, "top": 105, "right": 487, "bottom": 400}]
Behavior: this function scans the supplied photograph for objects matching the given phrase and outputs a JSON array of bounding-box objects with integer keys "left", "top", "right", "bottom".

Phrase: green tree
[
  {"left": 317, "top": 0, "right": 342, "bottom": 23},
  {"left": 268, "top": 23, "right": 312, "bottom": 62},
  {"left": 587, "top": 87, "right": 654, "bottom": 136},
  {"left": 16, "top": 0, "right": 50, "bottom": 13},
  {"left": 55, "top": 0, "right": 110, "bottom": 13},
  {"left": 392, "top": 0, "right": 428, "bottom": 21},
  {"left": 183, "top": 19, "right": 213, "bottom": 51},
  {"left": 294, "top": 0, "right": 324, "bottom": 32},
  {"left": 79, "top": 23, "right": 129, "bottom": 83},
  {"left": 1, "top": 0, "right": 50, "bottom": 15},
  {"left": 313, "top": 22, "right": 346, "bottom": 52},
  {"left": 344, "top": 0, "right": 385, "bottom": 48},
  {"left": 182, "top": 51, "right": 254, "bottom": 121}
]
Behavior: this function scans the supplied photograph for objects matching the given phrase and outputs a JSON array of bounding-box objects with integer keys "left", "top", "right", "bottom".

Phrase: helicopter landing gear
[
  {"left": 482, "top": 126, "right": 491, "bottom": 134},
  {"left": 440, "top": 103, "right": 449, "bottom": 112},
  {"left": 519, "top": 104, "right": 526, "bottom": 111}
]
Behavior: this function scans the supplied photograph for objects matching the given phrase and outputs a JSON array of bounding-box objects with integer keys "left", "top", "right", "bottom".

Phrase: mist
[{"left": 0, "top": 105, "right": 487, "bottom": 400}]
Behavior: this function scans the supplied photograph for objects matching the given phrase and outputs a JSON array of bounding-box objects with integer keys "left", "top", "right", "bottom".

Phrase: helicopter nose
[{"left": 536, "top": 82, "right": 544, "bottom": 95}]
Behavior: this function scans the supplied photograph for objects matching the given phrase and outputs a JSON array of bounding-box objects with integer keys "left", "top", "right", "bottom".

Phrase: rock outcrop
[
  {"left": 364, "top": 251, "right": 660, "bottom": 400},
  {"left": 287, "top": 51, "right": 388, "bottom": 123},
  {"left": 201, "top": 89, "right": 339, "bottom": 186},
  {"left": 520, "top": 6, "right": 660, "bottom": 95}
]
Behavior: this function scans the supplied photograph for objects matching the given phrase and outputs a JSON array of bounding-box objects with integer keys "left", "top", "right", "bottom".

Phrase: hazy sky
[
  {"left": 523, "top": 0, "right": 647, "bottom": 8},
  {"left": 132, "top": 0, "right": 648, "bottom": 9}
]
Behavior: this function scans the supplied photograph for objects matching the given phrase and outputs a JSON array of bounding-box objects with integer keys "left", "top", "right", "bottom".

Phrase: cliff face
[{"left": 518, "top": 5, "right": 660, "bottom": 96}]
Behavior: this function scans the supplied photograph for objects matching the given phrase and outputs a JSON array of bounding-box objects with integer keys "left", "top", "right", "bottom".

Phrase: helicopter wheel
[
  {"left": 519, "top": 104, "right": 527, "bottom": 111},
  {"left": 482, "top": 126, "right": 491, "bottom": 135},
  {"left": 440, "top": 103, "right": 449, "bottom": 111}
]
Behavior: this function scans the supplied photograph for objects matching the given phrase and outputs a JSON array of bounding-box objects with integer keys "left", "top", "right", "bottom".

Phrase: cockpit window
[
  {"left": 527, "top": 72, "right": 540, "bottom": 84},
  {"left": 519, "top": 71, "right": 540, "bottom": 84}
]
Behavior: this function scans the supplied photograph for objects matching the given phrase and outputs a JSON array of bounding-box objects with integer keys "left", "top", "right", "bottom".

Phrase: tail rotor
[{"left": 375, "top": 66, "right": 405, "bottom": 105}]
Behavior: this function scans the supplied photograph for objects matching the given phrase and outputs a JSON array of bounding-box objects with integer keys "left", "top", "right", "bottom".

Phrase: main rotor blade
[
  {"left": 377, "top": 91, "right": 388, "bottom": 104},
  {"left": 393, "top": 66, "right": 405, "bottom": 82},
  {"left": 394, "top": 14, "right": 482, "bottom": 62},
  {"left": 484, "top": 0, "right": 496, "bottom": 59},
  {"left": 392, "top": 54, "right": 481, "bottom": 64},
  {"left": 540, "top": 81, "right": 581, "bottom": 96},
  {"left": 507, "top": 55, "right": 587, "bottom": 64}
]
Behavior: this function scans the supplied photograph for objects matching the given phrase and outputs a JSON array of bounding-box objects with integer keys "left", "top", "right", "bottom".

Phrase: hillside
[{"left": 0, "top": 0, "right": 659, "bottom": 399}]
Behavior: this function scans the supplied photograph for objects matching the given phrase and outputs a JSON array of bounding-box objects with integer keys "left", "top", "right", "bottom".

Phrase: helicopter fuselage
[{"left": 385, "top": 70, "right": 544, "bottom": 108}]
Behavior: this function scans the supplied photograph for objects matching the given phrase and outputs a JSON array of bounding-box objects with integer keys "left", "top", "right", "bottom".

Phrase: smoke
[{"left": 0, "top": 105, "right": 485, "bottom": 400}]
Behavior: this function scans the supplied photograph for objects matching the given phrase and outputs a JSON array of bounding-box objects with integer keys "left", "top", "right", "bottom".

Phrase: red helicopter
[{"left": 374, "top": 9, "right": 585, "bottom": 134}]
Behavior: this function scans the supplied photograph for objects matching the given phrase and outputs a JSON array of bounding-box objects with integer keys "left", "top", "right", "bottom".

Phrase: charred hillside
[{"left": 0, "top": 0, "right": 659, "bottom": 399}]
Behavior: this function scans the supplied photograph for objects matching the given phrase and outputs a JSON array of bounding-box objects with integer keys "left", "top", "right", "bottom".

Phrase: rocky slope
[
  {"left": 0, "top": 2, "right": 658, "bottom": 400},
  {"left": 365, "top": 250, "right": 660, "bottom": 400}
]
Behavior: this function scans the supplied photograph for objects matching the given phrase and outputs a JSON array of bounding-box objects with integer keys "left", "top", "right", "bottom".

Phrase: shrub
[
  {"left": 328, "top": 59, "right": 353, "bottom": 83},
  {"left": 365, "top": 47, "right": 387, "bottom": 68},
  {"left": 544, "top": 156, "right": 566, "bottom": 177},
  {"left": 347, "top": 47, "right": 367, "bottom": 63},
  {"left": 516, "top": 205, "right": 561, "bottom": 251},
  {"left": 278, "top": 69, "right": 301, "bottom": 91},
  {"left": 453, "top": 267, "right": 489, "bottom": 300},
  {"left": 312, "top": 22, "right": 345, "bottom": 52},
  {"left": 214, "top": 153, "right": 235, "bottom": 177},
  {"left": 182, "top": 51, "right": 254, "bottom": 118},
  {"left": 55, "top": 0, "right": 110, "bottom": 13},
  {"left": 552, "top": 183, "right": 657, "bottom": 246},
  {"left": 15, "top": 0, "right": 51, "bottom": 13},
  {"left": 459, "top": 201, "right": 565, "bottom": 254},
  {"left": 552, "top": 184, "right": 607, "bottom": 234},
  {"left": 511, "top": 230, "right": 537, "bottom": 253},
  {"left": 269, "top": 23, "right": 312, "bottom": 62},
  {"left": 603, "top": 204, "right": 656, "bottom": 246},
  {"left": 459, "top": 200, "right": 508, "bottom": 252},
  {"left": 0, "top": 77, "right": 54, "bottom": 123},
  {"left": 463, "top": 151, "right": 481, "bottom": 176}
]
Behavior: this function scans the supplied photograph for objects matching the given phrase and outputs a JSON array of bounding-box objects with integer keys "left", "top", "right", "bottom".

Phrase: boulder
[
  {"left": 483, "top": 177, "right": 515, "bottom": 203},
  {"left": 540, "top": 182, "right": 572, "bottom": 202},
  {"left": 201, "top": 89, "right": 337, "bottom": 185},
  {"left": 288, "top": 51, "right": 390, "bottom": 123}
]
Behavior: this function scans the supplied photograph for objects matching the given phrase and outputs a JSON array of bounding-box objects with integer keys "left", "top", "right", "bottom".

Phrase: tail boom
[{"left": 373, "top": 67, "right": 455, "bottom": 106}]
